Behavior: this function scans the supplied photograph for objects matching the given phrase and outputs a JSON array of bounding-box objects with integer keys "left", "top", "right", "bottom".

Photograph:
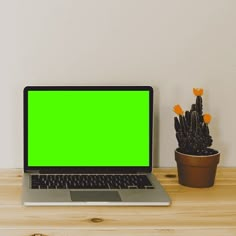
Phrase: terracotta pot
[{"left": 175, "top": 149, "right": 220, "bottom": 188}]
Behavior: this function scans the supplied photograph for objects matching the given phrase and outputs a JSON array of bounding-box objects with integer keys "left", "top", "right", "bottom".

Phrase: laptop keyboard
[{"left": 31, "top": 174, "right": 154, "bottom": 190}]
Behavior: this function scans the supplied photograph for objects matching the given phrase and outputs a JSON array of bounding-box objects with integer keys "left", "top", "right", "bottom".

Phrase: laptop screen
[{"left": 24, "top": 86, "right": 153, "bottom": 172}]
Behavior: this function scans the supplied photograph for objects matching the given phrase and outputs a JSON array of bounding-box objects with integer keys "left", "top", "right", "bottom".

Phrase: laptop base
[{"left": 23, "top": 173, "right": 171, "bottom": 206}]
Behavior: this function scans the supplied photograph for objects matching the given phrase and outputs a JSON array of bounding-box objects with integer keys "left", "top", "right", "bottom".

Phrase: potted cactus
[{"left": 173, "top": 88, "right": 220, "bottom": 188}]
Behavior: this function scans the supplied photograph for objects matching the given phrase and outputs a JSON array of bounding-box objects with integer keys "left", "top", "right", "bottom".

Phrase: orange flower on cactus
[
  {"left": 193, "top": 88, "right": 203, "bottom": 96},
  {"left": 203, "top": 114, "right": 212, "bottom": 124},
  {"left": 173, "top": 105, "right": 184, "bottom": 115}
]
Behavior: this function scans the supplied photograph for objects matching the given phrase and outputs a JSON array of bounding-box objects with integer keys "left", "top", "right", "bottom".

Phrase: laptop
[{"left": 23, "top": 86, "right": 171, "bottom": 206}]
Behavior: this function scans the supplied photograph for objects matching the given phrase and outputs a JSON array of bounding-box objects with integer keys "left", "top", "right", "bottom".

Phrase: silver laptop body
[{"left": 23, "top": 86, "right": 171, "bottom": 206}]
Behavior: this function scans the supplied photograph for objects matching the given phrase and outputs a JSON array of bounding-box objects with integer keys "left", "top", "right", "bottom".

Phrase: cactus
[{"left": 173, "top": 88, "right": 217, "bottom": 155}]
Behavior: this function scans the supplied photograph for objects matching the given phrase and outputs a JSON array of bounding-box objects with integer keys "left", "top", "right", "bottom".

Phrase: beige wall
[{"left": 0, "top": 0, "right": 235, "bottom": 167}]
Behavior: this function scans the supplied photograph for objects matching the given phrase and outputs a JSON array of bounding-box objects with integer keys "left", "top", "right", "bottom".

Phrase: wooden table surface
[{"left": 0, "top": 168, "right": 236, "bottom": 236}]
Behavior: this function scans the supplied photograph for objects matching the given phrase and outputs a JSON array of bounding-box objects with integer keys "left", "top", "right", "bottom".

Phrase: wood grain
[{"left": 0, "top": 168, "right": 236, "bottom": 236}]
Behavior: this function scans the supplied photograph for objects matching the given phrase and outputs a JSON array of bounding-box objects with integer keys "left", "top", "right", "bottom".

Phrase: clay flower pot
[{"left": 175, "top": 149, "right": 220, "bottom": 188}]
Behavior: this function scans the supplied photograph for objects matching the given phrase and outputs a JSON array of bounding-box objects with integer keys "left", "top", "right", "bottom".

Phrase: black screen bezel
[{"left": 24, "top": 86, "right": 153, "bottom": 174}]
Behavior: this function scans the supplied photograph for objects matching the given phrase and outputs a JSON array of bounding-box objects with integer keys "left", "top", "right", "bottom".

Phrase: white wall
[{"left": 0, "top": 0, "right": 236, "bottom": 168}]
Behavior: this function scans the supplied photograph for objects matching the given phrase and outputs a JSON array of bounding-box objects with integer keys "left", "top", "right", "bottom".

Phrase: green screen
[{"left": 28, "top": 90, "right": 150, "bottom": 167}]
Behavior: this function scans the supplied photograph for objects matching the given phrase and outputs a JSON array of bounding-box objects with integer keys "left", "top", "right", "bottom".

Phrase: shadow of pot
[{"left": 175, "top": 149, "right": 220, "bottom": 188}]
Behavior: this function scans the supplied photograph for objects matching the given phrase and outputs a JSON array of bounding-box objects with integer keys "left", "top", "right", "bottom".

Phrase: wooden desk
[{"left": 0, "top": 168, "right": 236, "bottom": 236}]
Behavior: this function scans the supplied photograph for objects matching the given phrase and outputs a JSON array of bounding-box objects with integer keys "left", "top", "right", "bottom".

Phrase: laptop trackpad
[{"left": 70, "top": 191, "right": 122, "bottom": 202}]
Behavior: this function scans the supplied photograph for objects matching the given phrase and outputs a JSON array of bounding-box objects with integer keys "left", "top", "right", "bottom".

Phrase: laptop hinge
[
  {"left": 26, "top": 170, "right": 40, "bottom": 174},
  {"left": 25, "top": 170, "right": 149, "bottom": 175}
]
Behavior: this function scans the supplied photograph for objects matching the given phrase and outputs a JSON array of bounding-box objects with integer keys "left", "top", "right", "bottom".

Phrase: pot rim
[{"left": 175, "top": 149, "right": 220, "bottom": 158}]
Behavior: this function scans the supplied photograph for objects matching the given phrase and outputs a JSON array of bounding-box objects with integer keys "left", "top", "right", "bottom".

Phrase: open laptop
[{"left": 23, "top": 86, "right": 171, "bottom": 206}]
